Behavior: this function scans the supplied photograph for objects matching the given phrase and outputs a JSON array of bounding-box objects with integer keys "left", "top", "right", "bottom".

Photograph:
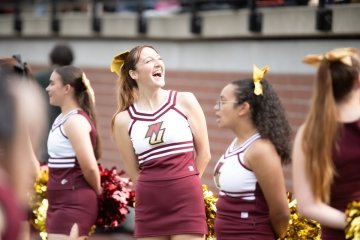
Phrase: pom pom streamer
[
  {"left": 30, "top": 164, "right": 135, "bottom": 238},
  {"left": 279, "top": 193, "right": 321, "bottom": 240},
  {"left": 345, "top": 201, "right": 360, "bottom": 240},
  {"left": 202, "top": 184, "right": 218, "bottom": 240},
  {"left": 29, "top": 165, "right": 49, "bottom": 240},
  {"left": 96, "top": 164, "right": 135, "bottom": 230}
]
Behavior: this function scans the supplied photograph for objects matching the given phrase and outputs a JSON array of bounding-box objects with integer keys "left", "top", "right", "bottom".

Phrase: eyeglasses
[{"left": 215, "top": 100, "right": 238, "bottom": 109}]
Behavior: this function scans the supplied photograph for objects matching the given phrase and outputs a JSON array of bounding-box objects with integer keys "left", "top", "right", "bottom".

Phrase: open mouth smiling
[{"left": 153, "top": 72, "right": 162, "bottom": 77}]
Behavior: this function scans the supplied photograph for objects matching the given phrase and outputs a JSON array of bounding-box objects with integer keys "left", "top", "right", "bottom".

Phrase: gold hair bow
[
  {"left": 303, "top": 48, "right": 358, "bottom": 67},
  {"left": 82, "top": 73, "right": 95, "bottom": 104},
  {"left": 253, "top": 65, "right": 269, "bottom": 96},
  {"left": 110, "top": 51, "right": 129, "bottom": 77}
]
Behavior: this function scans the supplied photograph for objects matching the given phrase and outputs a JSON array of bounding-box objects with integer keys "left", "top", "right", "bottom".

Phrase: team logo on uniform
[
  {"left": 145, "top": 121, "right": 165, "bottom": 145},
  {"left": 213, "top": 161, "right": 224, "bottom": 187}
]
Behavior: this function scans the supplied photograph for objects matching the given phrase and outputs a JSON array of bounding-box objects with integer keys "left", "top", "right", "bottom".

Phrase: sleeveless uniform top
[
  {"left": 214, "top": 133, "right": 269, "bottom": 213},
  {"left": 0, "top": 179, "right": 25, "bottom": 240},
  {"left": 128, "top": 90, "right": 198, "bottom": 181},
  {"left": 47, "top": 109, "right": 97, "bottom": 190},
  {"left": 322, "top": 120, "right": 360, "bottom": 238}
]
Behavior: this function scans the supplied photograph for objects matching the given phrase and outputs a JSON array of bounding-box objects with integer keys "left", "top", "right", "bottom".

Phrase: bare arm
[
  {"left": 0, "top": 204, "right": 4, "bottom": 237},
  {"left": 292, "top": 125, "right": 346, "bottom": 228},
  {"left": 178, "top": 92, "right": 211, "bottom": 177},
  {"left": 24, "top": 129, "right": 40, "bottom": 177},
  {"left": 246, "top": 140, "right": 290, "bottom": 238},
  {"left": 65, "top": 115, "right": 101, "bottom": 195},
  {"left": 113, "top": 111, "right": 139, "bottom": 185},
  {"left": 12, "top": 108, "right": 40, "bottom": 205},
  {"left": 0, "top": 204, "right": 31, "bottom": 240},
  {"left": 18, "top": 221, "right": 31, "bottom": 240}
]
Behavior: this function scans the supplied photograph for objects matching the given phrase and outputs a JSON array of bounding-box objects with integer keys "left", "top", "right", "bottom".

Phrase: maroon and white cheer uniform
[
  {"left": 46, "top": 109, "right": 98, "bottom": 236},
  {"left": 214, "top": 133, "right": 276, "bottom": 239},
  {"left": 322, "top": 120, "right": 360, "bottom": 239},
  {"left": 128, "top": 90, "right": 207, "bottom": 238}
]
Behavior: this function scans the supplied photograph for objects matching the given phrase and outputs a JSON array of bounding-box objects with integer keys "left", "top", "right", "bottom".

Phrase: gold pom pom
[
  {"left": 280, "top": 193, "right": 321, "bottom": 240},
  {"left": 202, "top": 184, "right": 218, "bottom": 240},
  {"left": 29, "top": 166, "right": 49, "bottom": 240},
  {"left": 345, "top": 201, "right": 360, "bottom": 240}
]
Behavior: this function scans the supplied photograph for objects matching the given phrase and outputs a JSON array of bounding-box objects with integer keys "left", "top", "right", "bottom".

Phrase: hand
[
  {"left": 69, "top": 223, "right": 79, "bottom": 239},
  {"left": 97, "top": 186, "right": 103, "bottom": 196}
]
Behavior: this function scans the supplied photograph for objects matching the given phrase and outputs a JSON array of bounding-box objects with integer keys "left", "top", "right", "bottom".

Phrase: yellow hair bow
[
  {"left": 253, "top": 64, "right": 269, "bottom": 96},
  {"left": 303, "top": 47, "right": 358, "bottom": 67},
  {"left": 82, "top": 73, "right": 95, "bottom": 104},
  {"left": 110, "top": 51, "right": 129, "bottom": 77}
]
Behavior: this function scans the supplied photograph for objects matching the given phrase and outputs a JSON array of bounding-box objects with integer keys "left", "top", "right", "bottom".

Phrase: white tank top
[
  {"left": 47, "top": 109, "right": 79, "bottom": 168},
  {"left": 127, "top": 90, "right": 198, "bottom": 181},
  {"left": 214, "top": 133, "right": 261, "bottom": 200}
]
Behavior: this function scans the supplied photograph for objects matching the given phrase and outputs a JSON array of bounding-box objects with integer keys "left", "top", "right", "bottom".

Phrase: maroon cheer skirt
[
  {"left": 214, "top": 193, "right": 275, "bottom": 239},
  {"left": 134, "top": 175, "right": 207, "bottom": 238},
  {"left": 46, "top": 187, "right": 98, "bottom": 236}
]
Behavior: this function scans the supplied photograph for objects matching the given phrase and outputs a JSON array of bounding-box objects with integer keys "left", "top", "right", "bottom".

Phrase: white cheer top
[
  {"left": 214, "top": 133, "right": 261, "bottom": 200},
  {"left": 127, "top": 90, "right": 198, "bottom": 181}
]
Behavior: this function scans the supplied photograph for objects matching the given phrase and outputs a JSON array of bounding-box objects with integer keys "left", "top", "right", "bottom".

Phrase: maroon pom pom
[{"left": 96, "top": 164, "right": 135, "bottom": 230}]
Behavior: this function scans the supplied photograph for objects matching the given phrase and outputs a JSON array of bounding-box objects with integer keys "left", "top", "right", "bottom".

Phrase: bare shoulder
[
  {"left": 69, "top": 113, "right": 88, "bottom": 122},
  {"left": 175, "top": 92, "right": 201, "bottom": 116},
  {"left": 64, "top": 113, "right": 89, "bottom": 129},
  {"left": 247, "top": 139, "right": 280, "bottom": 166},
  {"left": 252, "top": 139, "right": 276, "bottom": 155},
  {"left": 294, "top": 124, "right": 305, "bottom": 139},
  {"left": 293, "top": 123, "right": 306, "bottom": 150},
  {"left": 176, "top": 91, "right": 197, "bottom": 104},
  {"left": 113, "top": 110, "right": 131, "bottom": 129}
]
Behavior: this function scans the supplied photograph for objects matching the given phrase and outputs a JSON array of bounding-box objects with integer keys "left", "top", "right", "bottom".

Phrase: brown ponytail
[
  {"left": 110, "top": 45, "right": 157, "bottom": 131},
  {"left": 302, "top": 56, "right": 360, "bottom": 203},
  {"left": 54, "top": 66, "right": 102, "bottom": 160}
]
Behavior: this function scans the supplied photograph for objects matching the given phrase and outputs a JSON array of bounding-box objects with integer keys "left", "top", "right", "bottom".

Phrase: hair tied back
[{"left": 82, "top": 73, "right": 95, "bottom": 104}]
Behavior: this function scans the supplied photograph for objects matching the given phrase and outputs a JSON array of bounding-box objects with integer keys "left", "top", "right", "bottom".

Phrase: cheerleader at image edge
[
  {"left": 45, "top": 65, "right": 102, "bottom": 240},
  {"left": 0, "top": 56, "right": 47, "bottom": 240},
  {"left": 292, "top": 48, "right": 360, "bottom": 239},
  {"left": 110, "top": 45, "right": 211, "bottom": 240},
  {"left": 213, "top": 65, "right": 291, "bottom": 239}
]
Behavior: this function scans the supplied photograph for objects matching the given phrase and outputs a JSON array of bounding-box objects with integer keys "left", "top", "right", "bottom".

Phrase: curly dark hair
[{"left": 231, "top": 79, "right": 292, "bottom": 164}]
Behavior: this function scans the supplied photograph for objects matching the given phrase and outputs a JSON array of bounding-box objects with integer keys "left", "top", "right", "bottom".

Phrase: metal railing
[{"left": 0, "top": 0, "right": 337, "bottom": 36}]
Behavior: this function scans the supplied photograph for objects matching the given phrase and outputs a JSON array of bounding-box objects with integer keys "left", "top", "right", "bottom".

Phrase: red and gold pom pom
[
  {"left": 202, "top": 184, "right": 218, "bottom": 240},
  {"left": 96, "top": 164, "right": 135, "bottom": 230},
  {"left": 345, "top": 201, "right": 360, "bottom": 240},
  {"left": 29, "top": 163, "right": 135, "bottom": 238}
]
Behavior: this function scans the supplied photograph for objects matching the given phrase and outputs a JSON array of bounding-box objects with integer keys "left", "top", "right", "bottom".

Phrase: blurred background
[{"left": 0, "top": 0, "right": 359, "bottom": 238}]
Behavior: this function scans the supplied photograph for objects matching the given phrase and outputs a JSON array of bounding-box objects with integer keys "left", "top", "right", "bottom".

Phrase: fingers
[{"left": 69, "top": 223, "right": 79, "bottom": 239}]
